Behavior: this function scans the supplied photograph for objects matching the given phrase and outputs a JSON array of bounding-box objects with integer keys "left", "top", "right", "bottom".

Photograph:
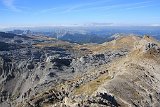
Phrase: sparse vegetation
[{"left": 74, "top": 75, "right": 111, "bottom": 95}]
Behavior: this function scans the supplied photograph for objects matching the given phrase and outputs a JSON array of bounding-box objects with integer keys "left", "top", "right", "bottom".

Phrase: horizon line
[{"left": 1, "top": 24, "right": 160, "bottom": 31}]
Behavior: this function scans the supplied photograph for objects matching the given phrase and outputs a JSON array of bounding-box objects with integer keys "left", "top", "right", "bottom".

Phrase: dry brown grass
[
  {"left": 84, "top": 36, "right": 140, "bottom": 53},
  {"left": 30, "top": 35, "right": 56, "bottom": 40},
  {"left": 73, "top": 74, "right": 111, "bottom": 96},
  {"left": 143, "top": 35, "right": 158, "bottom": 42},
  {"left": 33, "top": 41, "right": 71, "bottom": 48},
  {"left": 33, "top": 43, "right": 59, "bottom": 48}
]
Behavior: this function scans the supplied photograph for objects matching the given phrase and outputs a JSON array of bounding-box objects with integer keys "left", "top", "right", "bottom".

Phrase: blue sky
[{"left": 0, "top": 0, "right": 160, "bottom": 27}]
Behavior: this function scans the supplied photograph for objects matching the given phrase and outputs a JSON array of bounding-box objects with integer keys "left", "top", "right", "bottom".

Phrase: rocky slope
[{"left": 0, "top": 33, "right": 160, "bottom": 107}]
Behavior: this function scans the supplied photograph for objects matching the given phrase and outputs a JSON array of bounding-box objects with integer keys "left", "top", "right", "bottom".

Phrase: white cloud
[
  {"left": 150, "top": 24, "right": 160, "bottom": 26},
  {"left": 83, "top": 22, "right": 113, "bottom": 26},
  {"left": 39, "top": 0, "right": 155, "bottom": 15},
  {"left": 41, "top": 8, "right": 57, "bottom": 13},
  {"left": 40, "top": 0, "right": 112, "bottom": 14},
  {"left": 2, "top": 0, "right": 21, "bottom": 12}
]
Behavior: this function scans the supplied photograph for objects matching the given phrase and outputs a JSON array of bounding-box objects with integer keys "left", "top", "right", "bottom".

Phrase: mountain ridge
[{"left": 0, "top": 32, "right": 160, "bottom": 107}]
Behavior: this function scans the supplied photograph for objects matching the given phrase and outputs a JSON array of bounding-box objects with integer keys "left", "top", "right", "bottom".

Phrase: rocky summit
[{"left": 0, "top": 32, "right": 160, "bottom": 107}]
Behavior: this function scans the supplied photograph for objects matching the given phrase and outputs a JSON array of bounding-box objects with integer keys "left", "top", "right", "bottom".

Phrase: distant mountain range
[{"left": 2, "top": 26, "right": 160, "bottom": 44}]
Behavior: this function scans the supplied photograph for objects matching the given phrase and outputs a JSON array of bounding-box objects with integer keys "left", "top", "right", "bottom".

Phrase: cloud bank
[{"left": 2, "top": 0, "right": 20, "bottom": 12}]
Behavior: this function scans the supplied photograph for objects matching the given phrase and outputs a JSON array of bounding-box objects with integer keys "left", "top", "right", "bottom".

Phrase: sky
[{"left": 0, "top": 0, "right": 160, "bottom": 28}]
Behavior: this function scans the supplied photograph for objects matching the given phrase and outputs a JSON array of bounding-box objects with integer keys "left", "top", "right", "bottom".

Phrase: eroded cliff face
[{"left": 0, "top": 35, "right": 160, "bottom": 107}]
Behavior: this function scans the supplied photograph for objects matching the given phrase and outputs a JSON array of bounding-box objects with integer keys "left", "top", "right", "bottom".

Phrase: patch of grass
[{"left": 73, "top": 74, "right": 111, "bottom": 96}]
